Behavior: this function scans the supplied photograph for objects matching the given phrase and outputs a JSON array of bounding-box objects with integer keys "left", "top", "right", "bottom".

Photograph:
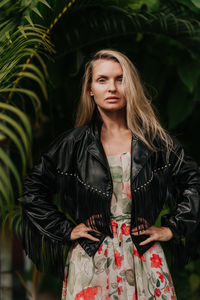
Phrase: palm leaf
[
  {"left": 56, "top": 5, "right": 200, "bottom": 59},
  {"left": 0, "top": 103, "right": 31, "bottom": 139}
]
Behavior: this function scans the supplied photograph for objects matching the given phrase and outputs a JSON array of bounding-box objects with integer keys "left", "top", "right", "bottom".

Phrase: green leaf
[
  {"left": 125, "top": 269, "right": 135, "bottom": 286},
  {"left": 0, "top": 148, "right": 22, "bottom": 194},
  {"left": 39, "top": 0, "right": 51, "bottom": 9},
  {"left": 0, "top": 0, "right": 10, "bottom": 8},
  {"left": 189, "top": 273, "right": 200, "bottom": 292},
  {"left": 24, "top": 15, "right": 34, "bottom": 27},
  {"left": 0, "top": 88, "right": 41, "bottom": 112},
  {"left": 161, "top": 295, "right": 169, "bottom": 300},
  {"left": 0, "top": 164, "right": 14, "bottom": 201},
  {"left": 0, "top": 179, "right": 10, "bottom": 206},
  {"left": 20, "top": 71, "right": 48, "bottom": 99},
  {"left": 31, "top": 7, "right": 43, "bottom": 19},
  {"left": 0, "top": 103, "right": 31, "bottom": 140},
  {"left": 190, "top": 0, "right": 200, "bottom": 8},
  {"left": 156, "top": 279, "right": 160, "bottom": 287},
  {"left": 163, "top": 272, "right": 171, "bottom": 285},
  {"left": 177, "top": 60, "right": 200, "bottom": 93},
  {"left": 0, "top": 123, "right": 27, "bottom": 172},
  {"left": 106, "top": 257, "right": 112, "bottom": 268},
  {"left": 0, "top": 113, "right": 30, "bottom": 156},
  {"left": 126, "top": 237, "right": 131, "bottom": 242}
]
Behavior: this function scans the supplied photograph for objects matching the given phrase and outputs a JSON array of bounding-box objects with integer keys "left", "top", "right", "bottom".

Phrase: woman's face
[{"left": 89, "top": 59, "right": 127, "bottom": 113}]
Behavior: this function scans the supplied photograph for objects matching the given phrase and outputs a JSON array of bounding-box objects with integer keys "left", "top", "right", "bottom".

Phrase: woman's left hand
[{"left": 131, "top": 225, "right": 173, "bottom": 246}]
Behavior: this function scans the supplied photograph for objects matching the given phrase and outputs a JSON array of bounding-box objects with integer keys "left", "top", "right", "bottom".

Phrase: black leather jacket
[{"left": 20, "top": 110, "right": 200, "bottom": 279}]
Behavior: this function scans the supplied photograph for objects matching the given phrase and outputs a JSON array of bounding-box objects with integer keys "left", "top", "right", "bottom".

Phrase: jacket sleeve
[
  {"left": 161, "top": 138, "right": 200, "bottom": 242},
  {"left": 18, "top": 131, "right": 76, "bottom": 279}
]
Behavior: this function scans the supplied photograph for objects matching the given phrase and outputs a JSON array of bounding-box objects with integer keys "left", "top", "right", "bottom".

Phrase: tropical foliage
[{"left": 0, "top": 0, "right": 200, "bottom": 299}]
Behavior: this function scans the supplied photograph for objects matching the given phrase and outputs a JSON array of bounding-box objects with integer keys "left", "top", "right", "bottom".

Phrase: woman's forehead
[{"left": 92, "top": 59, "right": 123, "bottom": 77}]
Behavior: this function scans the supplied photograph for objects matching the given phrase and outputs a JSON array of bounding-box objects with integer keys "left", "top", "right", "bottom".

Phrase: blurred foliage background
[{"left": 0, "top": 0, "right": 200, "bottom": 299}]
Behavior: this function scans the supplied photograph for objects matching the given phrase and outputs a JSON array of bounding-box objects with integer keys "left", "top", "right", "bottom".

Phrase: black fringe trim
[{"left": 21, "top": 209, "right": 69, "bottom": 280}]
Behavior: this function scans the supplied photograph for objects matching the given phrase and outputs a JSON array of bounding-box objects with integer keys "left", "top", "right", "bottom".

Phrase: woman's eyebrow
[{"left": 96, "top": 74, "right": 123, "bottom": 79}]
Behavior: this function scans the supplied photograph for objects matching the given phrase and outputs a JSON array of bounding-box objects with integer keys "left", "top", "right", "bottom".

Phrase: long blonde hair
[{"left": 75, "top": 49, "right": 172, "bottom": 152}]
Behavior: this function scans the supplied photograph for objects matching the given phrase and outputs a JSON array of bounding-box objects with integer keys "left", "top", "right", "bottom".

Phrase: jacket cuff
[
  {"left": 161, "top": 214, "right": 182, "bottom": 243},
  {"left": 63, "top": 220, "right": 76, "bottom": 242}
]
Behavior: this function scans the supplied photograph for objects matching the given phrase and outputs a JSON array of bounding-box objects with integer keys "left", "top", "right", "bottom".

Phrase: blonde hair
[{"left": 75, "top": 49, "right": 173, "bottom": 152}]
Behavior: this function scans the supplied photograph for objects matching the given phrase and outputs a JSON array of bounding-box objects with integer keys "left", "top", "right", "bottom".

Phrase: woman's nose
[{"left": 108, "top": 80, "right": 116, "bottom": 91}]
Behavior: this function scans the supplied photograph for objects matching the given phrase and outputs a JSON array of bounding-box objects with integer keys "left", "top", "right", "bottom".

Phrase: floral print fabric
[{"left": 61, "top": 151, "right": 177, "bottom": 300}]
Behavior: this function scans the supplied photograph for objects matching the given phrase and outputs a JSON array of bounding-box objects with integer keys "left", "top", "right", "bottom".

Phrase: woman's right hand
[{"left": 70, "top": 223, "right": 101, "bottom": 241}]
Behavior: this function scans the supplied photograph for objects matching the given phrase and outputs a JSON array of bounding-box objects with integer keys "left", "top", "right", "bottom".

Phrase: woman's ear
[{"left": 90, "top": 89, "right": 94, "bottom": 96}]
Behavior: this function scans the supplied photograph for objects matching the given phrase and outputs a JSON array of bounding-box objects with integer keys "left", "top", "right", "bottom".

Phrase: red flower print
[
  {"left": 73, "top": 243, "right": 78, "bottom": 250},
  {"left": 148, "top": 242, "right": 156, "bottom": 253},
  {"left": 133, "top": 248, "right": 145, "bottom": 261},
  {"left": 62, "top": 271, "right": 67, "bottom": 296},
  {"left": 118, "top": 286, "right": 122, "bottom": 295},
  {"left": 172, "top": 287, "right": 175, "bottom": 295},
  {"left": 117, "top": 275, "right": 122, "bottom": 283},
  {"left": 169, "top": 272, "right": 173, "bottom": 285},
  {"left": 154, "top": 288, "right": 161, "bottom": 297},
  {"left": 156, "top": 271, "right": 164, "bottom": 283},
  {"left": 111, "top": 220, "right": 118, "bottom": 237},
  {"left": 104, "top": 249, "right": 108, "bottom": 257},
  {"left": 150, "top": 254, "right": 162, "bottom": 268},
  {"left": 98, "top": 244, "right": 103, "bottom": 254},
  {"left": 132, "top": 288, "right": 137, "bottom": 300},
  {"left": 122, "top": 182, "right": 124, "bottom": 190},
  {"left": 106, "top": 278, "right": 109, "bottom": 290},
  {"left": 62, "top": 289, "right": 66, "bottom": 297},
  {"left": 121, "top": 224, "right": 130, "bottom": 235},
  {"left": 164, "top": 285, "right": 170, "bottom": 293},
  {"left": 125, "top": 183, "right": 132, "bottom": 199},
  {"left": 114, "top": 250, "right": 123, "bottom": 269},
  {"left": 119, "top": 233, "right": 122, "bottom": 241},
  {"left": 75, "top": 286, "right": 102, "bottom": 300}
]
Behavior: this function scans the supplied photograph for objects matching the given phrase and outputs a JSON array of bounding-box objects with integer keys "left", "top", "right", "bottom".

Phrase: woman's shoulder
[
  {"left": 153, "top": 132, "right": 183, "bottom": 153},
  {"left": 52, "top": 125, "right": 88, "bottom": 143},
  {"left": 44, "top": 125, "right": 89, "bottom": 156}
]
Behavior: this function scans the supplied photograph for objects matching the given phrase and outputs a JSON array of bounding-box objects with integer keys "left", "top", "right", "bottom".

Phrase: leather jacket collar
[{"left": 88, "top": 106, "right": 154, "bottom": 183}]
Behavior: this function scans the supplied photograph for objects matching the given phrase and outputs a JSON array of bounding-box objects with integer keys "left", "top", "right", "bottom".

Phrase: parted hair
[{"left": 75, "top": 48, "right": 173, "bottom": 152}]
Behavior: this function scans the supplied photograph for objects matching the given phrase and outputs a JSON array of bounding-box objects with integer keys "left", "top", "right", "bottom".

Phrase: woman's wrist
[{"left": 162, "top": 226, "right": 173, "bottom": 241}]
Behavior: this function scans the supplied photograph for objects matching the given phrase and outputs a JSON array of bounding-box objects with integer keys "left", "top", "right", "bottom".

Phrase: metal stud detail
[
  {"left": 56, "top": 168, "right": 111, "bottom": 197},
  {"left": 133, "top": 163, "right": 171, "bottom": 192}
]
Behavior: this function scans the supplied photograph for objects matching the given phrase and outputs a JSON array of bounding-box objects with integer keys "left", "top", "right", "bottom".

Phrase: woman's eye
[
  {"left": 117, "top": 78, "right": 123, "bottom": 82},
  {"left": 98, "top": 78, "right": 105, "bottom": 83}
]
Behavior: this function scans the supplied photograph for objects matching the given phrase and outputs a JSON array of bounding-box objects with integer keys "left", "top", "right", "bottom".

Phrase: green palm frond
[
  {"left": 0, "top": 1, "right": 77, "bottom": 234},
  {"left": 0, "top": 24, "right": 53, "bottom": 228},
  {"left": 55, "top": 5, "right": 200, "bottom": 58},
  {"left": 0, "top": 0, "right": 52, "bottom": 41}
]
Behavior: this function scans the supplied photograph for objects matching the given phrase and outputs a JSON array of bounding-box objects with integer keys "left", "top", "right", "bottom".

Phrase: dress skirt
[{"left": 61, "top": 151, "right": 177, "bottom": 300}]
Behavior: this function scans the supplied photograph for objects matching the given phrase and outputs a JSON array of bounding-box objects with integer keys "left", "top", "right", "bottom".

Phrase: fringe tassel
[
  {"left": 21, "top": 209, "right": 69, "bottom": 280},
  {"left": 64, "top": 174, "right": 113, "bottom": 237}
]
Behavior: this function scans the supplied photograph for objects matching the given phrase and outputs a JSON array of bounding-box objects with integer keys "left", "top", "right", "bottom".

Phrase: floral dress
[{"left": 61, "top": 151, "right": 177, "bottom": 300}]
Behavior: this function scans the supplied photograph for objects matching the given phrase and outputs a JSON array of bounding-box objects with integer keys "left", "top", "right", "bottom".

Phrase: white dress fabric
[{"left": 61, "top": 151, "right": 177, "bottom": 300}]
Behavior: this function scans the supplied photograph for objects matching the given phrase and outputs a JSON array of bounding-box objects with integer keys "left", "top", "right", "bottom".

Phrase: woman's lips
[{"left": 105, "top": 97, "right": 119, "bottom": 100}]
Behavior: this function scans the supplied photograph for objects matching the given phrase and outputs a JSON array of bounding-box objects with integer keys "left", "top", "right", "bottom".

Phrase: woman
[{"left": 20, "top": 49, "right": 200, "bottom": 299}]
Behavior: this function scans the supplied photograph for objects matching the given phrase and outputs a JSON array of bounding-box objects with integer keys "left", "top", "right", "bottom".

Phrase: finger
[
  {"left": 132, "top": 228, "right": 148, "bottom": 235},
  {"left": 132, "top": 226, "right": 146, "bottom": 233},
  {"left": 139, "top": 236, "right": 155, "bottom": 246},
  {"left": 87, "top": 227, "right": 102, "bottom": 234},
  {"left": 82, "top": 233, "right": 100, "bottom": 242}
]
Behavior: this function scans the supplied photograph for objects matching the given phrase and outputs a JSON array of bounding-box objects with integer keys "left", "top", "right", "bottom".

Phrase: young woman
[{"left": 20, "top": 49, "right": 200, "bottom": 299}]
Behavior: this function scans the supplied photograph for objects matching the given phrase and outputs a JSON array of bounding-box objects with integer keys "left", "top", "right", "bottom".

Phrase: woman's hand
[
  {"left": 70, "top": 223, "right": 101, "bottom": 241},
  {"left": 131, "top": 225, "right": 173, "bottom": 246}
]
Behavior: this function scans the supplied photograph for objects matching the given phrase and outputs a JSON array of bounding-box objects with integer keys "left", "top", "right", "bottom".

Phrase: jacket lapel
[
  {"left": 87, "top": 107, "right": 153, "bottom": 182},
  {"left": 130, "top": 136, "right": 153, "bottom": 183},
  {"left": 87, "top": 139, "right": 110, "bottom": 171}
]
